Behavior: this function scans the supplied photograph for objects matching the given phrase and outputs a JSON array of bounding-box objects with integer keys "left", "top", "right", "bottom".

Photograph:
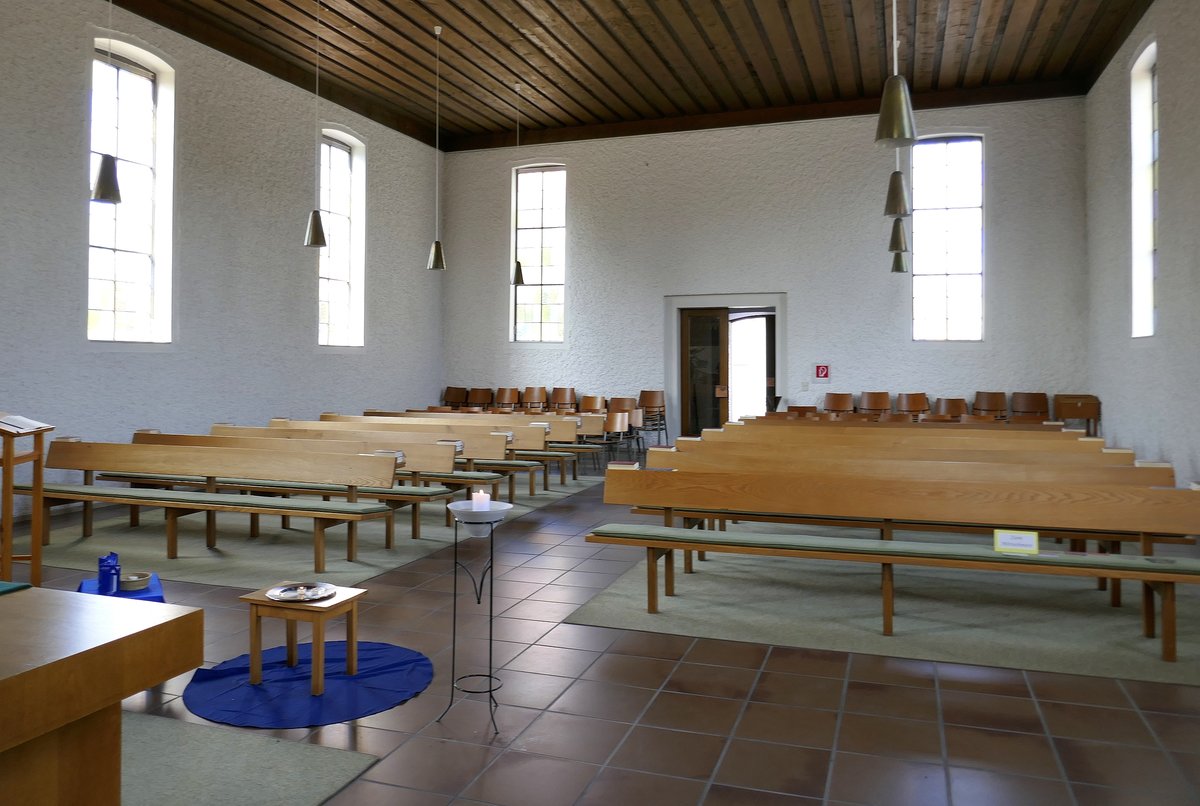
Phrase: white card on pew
[{"left": 994, "top": 529, "right": 1039, "bottom": 555}]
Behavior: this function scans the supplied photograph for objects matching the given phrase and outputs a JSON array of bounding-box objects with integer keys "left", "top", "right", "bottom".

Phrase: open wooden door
[{"left": 679, "top": 308, "right": 729, "bottom": 436}]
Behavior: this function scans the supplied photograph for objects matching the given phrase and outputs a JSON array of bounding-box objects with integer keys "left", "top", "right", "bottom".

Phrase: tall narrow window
[
  {"left": 317, "top": 133, "right": 365, "bottom": 346},
  {"left": 1131, "top": 43, "right": 1158, "bottom": 338},
  {"left": 513, "top": 166, "right": 565, "bottom": 342},
  {"left": 911, "top": 136, "right": 984, "bottom": 341},
  {"left": 88, "top": 45, "right": 174, "bottom": 342}
]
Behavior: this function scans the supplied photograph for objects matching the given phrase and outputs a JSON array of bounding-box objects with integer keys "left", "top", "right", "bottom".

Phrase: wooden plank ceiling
[{"left": 113, "top": 0, "right": 1153, "bottom": 151}]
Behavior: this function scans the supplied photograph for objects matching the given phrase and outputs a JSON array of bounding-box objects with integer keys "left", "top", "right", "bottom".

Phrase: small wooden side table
[{"left": 239, "top": 583, "right": 367, "bottom": 696}]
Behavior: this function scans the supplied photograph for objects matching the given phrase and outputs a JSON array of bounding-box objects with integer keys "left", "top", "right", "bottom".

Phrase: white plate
[{"left": 265, "top": 582, "right": 337, "bottom": 602}]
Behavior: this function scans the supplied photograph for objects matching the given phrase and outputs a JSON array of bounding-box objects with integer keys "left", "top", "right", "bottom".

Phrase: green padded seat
[
  {"left": 23, "top": 483, "right": 391, "bottom": 515},
  {"left": 459, "top": 459, "right": 542, "bottom": 469},
  {"left": 514, "top": 450, "right": 575, "bottom": 460},
  {"left": 589, "top": 524, "right": 1200, "bottom": 576},
  {"left": 417, "top": 470, "right": 503, "bottom": 482},
  {"left": 94, "top": 473, "right": 452, "bottom": 498}
]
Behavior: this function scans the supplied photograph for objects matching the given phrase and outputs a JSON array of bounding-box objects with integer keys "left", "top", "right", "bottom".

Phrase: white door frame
[{"left": 663, "top": 292, "right": 788, "bottom": 441}]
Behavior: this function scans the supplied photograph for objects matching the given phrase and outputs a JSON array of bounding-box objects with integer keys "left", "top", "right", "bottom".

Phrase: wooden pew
[{"left": 18, "top": 441, "right": 401, "bottom": 572}]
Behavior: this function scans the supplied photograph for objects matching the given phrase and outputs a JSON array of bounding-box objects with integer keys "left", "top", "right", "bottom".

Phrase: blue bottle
[{"left": 98, "top": 552, "right": 120, "bottom": 595}]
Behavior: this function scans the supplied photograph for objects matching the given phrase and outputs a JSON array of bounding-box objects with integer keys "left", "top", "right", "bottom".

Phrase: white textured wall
[
  {"left": 0, "top": 0, "right": 442, "bottom": 500},
  {"left": 1086, "top": 0, "right": 1200, "bottom": 483},
  {"left": 443, "top": 99, "right": 1090, "bottom": 436}
]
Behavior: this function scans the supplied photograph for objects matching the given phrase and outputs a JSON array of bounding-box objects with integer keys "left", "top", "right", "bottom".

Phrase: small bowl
[{"left": 120, "top": 572, "right": 152, "bottom": 591}]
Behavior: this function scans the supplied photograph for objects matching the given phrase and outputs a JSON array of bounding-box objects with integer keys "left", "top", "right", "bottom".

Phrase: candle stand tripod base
[{"left": 437, "top": 500, "right": 513, "bottom": 734}]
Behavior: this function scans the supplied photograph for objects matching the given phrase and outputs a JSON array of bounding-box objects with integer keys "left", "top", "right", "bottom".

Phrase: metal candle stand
[{"left": 436, "top": 499, "right": 513, "bottom": 734}]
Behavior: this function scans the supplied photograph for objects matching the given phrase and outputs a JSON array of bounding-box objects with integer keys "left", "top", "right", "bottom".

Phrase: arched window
[
  {"left": 911, "top": 135, "right": 984, "bottom": 341},
  {"left": 1130, "top": 42, "right": 1158, "bottom": 338},
  {"left": 317, "top": 131, "right": 365, "bottom": 347},
  {"left": 88, "top": 41, "right": 174, "bottom": 342},
  {"left": 513, "top": 165, "right": 566, "bottom": 343}
]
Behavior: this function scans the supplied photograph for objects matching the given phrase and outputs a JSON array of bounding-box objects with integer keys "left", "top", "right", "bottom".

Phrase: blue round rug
[{"left": 182, "top": 641, "right": 433, "bottom": 728}]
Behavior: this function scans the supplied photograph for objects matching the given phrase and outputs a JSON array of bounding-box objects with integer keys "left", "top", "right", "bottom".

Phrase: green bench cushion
[
  {"left": 24, "top": 483, "right": 391, "bottom": 516},
  {"left": 0, "top": 582, "right": 31, "bottom": 596},
  {"left": 95, "top": 473, "right": 451, "bottom": 499},
  {"left": 416, "top": 471, "right": 503, "bottom": 482},
  {"left": 460, "top": 459, "right": 543, "bottom": 469},
  {"left": 589, "top": 524, "right": 1200, "bottom": 576},
  {"left": 549, "top": 443, "right": 603, "bottom": 451},
  {"left": 514, "top": 450, "right": 576, "bottom": 461}
]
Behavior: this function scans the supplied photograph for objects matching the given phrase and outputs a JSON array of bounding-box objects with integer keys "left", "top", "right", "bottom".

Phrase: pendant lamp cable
[
  {"left": 434, "top": 26, "right": 441, "bottom": 243},
  {"left": 892, "top": 0, "right": 900, "bottom": 175},
  {"left": 314, "top": 0, "right": 321, "bottom": 208}
]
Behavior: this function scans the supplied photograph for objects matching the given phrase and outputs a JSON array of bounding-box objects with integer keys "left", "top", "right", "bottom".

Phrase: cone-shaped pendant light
[
  {"left": 888, "top": 218, "right": 909, "bottom": 253},
  {"left": 876, "top": 76, "right": 917, "bottom": 147},
  {"left": 875, "top": 0, "right": 917, "bottom": 147},
  {"left": 512, "top": 83, "right": 525, "bottom": 285},
  {"left": 92, "top": 153, "right": 122, "bottom": 203},
  {"left": 305, "top": 209, "right": 327, "bottom": 248},
  {"left": 427, "top": 26, "right": 446, "bottom": 271},
  {"left": 891, "top": 252, "right": 911, "bottom": 273},
  {"left": 884, "top": 169, "right": 912, "bottom": 217},
  {"left": 304, "top": 0, "right": 326, "bottom": 247},
  {"left": 92, "top": 1, "right": 122, "bottom": 204}
]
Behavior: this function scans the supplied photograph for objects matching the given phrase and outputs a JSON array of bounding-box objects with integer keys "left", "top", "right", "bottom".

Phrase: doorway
[{"left": 679, "top": 306, "right": 777, "bottom": 436}]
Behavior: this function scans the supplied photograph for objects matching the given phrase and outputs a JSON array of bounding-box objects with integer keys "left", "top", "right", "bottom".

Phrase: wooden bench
[
  {"left": 19, "top": 441, "right": 417, "bottom": 572},
  {"left": 117, "top": 432, "right": 465, "bottom": 538},
  {"left": 234, "top": 422, "right": 535, "bottom": 496},
  {"left": 325, "top": 413, "right": 587, "bottom": 484},
  {"left": 585, "top": 523, "right": 1200, "bottom": 661},
  {"left": 272, "top": 418, "right": 561, "bottom": 491}
]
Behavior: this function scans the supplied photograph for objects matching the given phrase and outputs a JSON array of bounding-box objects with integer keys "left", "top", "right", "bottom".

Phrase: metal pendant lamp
[
  {"left": 427, "top": 26, "right": 446, "bottom": 271},
  {"left": 891, "top": 252, "right": 911, "bottom": 274},
  {"left": 884, "top": 168, "right": 912, "bottom": 217},
  {"left": 875, "top": 0, "right": 917, "bottom": 147},
  {"left": 512, "top": 83, "right": 525, "bottom": 286},
  {"left": 887, "top": 218, "right": 909, "bottom": 253},
  {"left": 303, "top": 0, "right": 327, "bottom": 247},
  {"left": 91, "top": 0, "right": 122, "bottom": 203},
  {"left": 92, "top": 153, "right": 121, "bottom": 204}
]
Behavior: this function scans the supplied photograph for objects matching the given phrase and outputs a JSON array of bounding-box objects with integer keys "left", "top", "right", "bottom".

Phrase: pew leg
[
  {"left": 83, "top": 501, "right": 93, "bottom": 537},
  {"left": 492, "top": 481, "right": 500, "bottom": 500},
  {"left": 646, "top": 547, "right": 659, "bottom": 614},
  {"left": 544, "top": 462, "right": 551, "bottom": 491},
  {"left": 129, "top": 504, "right": 140, "bottom": 530},
  {"left": 347, "top": 522, "right": 358, "bottom": 561},
  {"left": 1161, "top": 583, "right": 1177, "bottom": 662},
  {"left": 313, "top": 520, "right": 327, "bottom": 573},
  {"left": 664, "top": 548, "right": 675, "bottom": 597},
  {"left": 206, "top": 511, "right": 217, "bottom": 549},
  {"left": 684, "top": 550, "right": 694, "bottom": 574},
  {"left": 385, "top": 510, "right": 395, "bottom": 549},
  {"left": 445, "top": 502, "right": 453, "bottom": 527},
  {"left": 412, "top": 503, "right": 422, "bottom": 540},
  {"left": 1108, "top": 542, "right": 1121, "bottom": 607},
  {"left": 881, "top": 519, "right": 893, "bottom": 541},
  {"left": 881, "top": 564, "right": 894, "bottom": 635},
  {"left": 166, "top": 512, "right": 179, "bottom": 559},
  {"left": 41, "top": 502, "right": 53, "bottom": 546},
  {"left": 1142, "top": 582, "right": 1155, "bottom": 638},
  {"left": 249, "top": 513, "right": 260, "bottom": 538},
  {"left": 529, "top": 469, "right": 537, "bottom": 497},
  {"left": 1140, "top": 532, "right": 1153, "bottom": 556},
  {"left": 508, "top": 473, "right": 516, "bottom": 503}
]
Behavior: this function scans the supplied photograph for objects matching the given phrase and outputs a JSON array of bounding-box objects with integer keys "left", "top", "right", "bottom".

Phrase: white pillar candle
[{"left": 471, "top": 489, "right": 490, "bottom": 511}]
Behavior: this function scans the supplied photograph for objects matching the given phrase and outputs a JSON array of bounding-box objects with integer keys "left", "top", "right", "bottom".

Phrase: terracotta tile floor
[{"left": 28, "top": 483, "right": 1200, "bottom": 805}]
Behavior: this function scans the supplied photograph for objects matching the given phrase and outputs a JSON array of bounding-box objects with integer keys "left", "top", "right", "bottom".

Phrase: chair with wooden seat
[
  {"left": 522, "top": 386, "right": 548, "bottom": 412},
  {"left": 583, "top": 411, "right": 631, "bottom": 464},
  {"left": 466, "top": 388, "right": 494, "bottom": 409},
  {"left": 550, "top": 387, "right": 576, "bottom": 412},
  {"left": 895, "top": 393, "right": 931, "bottom": 421},
  {"left": 1011, "top": 392, "right": 1050, "bottom": 420},
  {"left": 608, "top": 397, "right": 645, "bottom": 457},
  {"left": 578, "top": 395, "right": 606, "bottom": 414},
  {"left": 822, "top": 392, "right": 855, "bottom": 414},
  {"left": 637, "top": 390, "right": 668, "bottom": 445},
  {"left": 933, "top": 397, "right": 968, "bottom": 418},
  {"left": 493, "top": 387, "right": 520, "bottom": 411},
  {"left": 443, "top": 386, "right": 468, "bottom": 409},
  {"left": 972, "top": 391, "right": 1008, "bottom": 419},
  {"left": 857, "top": 392, "right": 891, "bottom": 419}
]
